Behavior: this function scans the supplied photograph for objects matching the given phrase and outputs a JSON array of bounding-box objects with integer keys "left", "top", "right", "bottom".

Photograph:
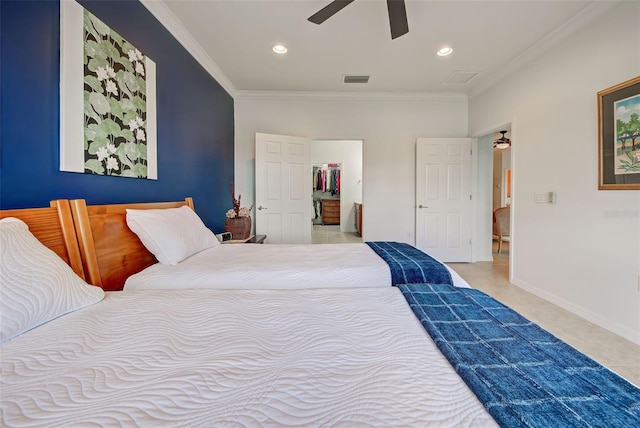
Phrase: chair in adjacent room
[{"left": 494, "top": 206, "right": 511, "bottom": 254}]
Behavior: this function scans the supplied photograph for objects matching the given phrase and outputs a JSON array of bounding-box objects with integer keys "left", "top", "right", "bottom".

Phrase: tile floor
[
  {"left": 448, "top": 242, "right": 640, "bottom": 386},
  {"left": 312, "top": 225, "right": 362, "bottom": 244},
  {"left": 312, "top": 230, "right": 639, "bottom": 386}
]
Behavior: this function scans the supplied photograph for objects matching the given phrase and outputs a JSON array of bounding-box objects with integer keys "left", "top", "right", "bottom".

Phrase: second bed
[{"left": 68, "top": 198, "right": 469, "bottom": 291}]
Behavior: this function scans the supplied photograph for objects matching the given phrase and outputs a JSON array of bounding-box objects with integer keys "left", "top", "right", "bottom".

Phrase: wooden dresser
[
  {"left": 354, "top": 203, "right": 362, "bottom": 236},
  {"left": 322, "top": 199, "right": 340, "bottom": 225}
]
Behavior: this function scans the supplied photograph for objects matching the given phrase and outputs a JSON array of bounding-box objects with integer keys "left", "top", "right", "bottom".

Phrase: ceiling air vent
[
  {"left": 343, "top": 75, "right": 370, "bottom": 84},
  {"left": 443, "top": 71, "right": 479, "bottom": 85}
]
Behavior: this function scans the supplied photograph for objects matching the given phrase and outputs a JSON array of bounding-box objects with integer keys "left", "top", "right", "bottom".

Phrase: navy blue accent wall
[{"left": 0, "top": 0, "right": 234, "bottom": 232}]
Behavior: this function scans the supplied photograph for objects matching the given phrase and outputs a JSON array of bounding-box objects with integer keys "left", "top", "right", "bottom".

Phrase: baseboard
[{"left": 512, "top": 277, "right": 640, "bottom": 346}]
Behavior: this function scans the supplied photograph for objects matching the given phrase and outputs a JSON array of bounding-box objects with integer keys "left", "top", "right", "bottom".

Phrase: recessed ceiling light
[
  {"left": 437, "top": 47, "right": 453, "bottom": 56},
  {"left": 272, "top": 44, "right": 288, "bottom": 54}
]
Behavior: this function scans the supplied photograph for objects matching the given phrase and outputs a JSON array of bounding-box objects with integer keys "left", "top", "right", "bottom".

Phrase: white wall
[
  {"left": 311, "top": 140, "right": 362, "bottom": 232},
  {"left": 469, "top": 1, "right": 640, "bottom": 343},
  {"left": 235, "top": 94, "right": 468, "bottom": 242}
]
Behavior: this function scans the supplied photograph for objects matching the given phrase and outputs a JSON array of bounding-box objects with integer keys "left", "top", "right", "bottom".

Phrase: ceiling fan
[
  {"left": 308, "top": 0, "right": 409, "bottom": 40},
  {"left": 494, "top": 130, "right": 511, "bottom": 149}
]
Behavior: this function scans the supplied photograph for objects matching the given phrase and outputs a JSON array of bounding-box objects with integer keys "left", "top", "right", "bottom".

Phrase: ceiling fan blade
[
  {"left": 308, "top": 0, "right": 356, "bottom": 25},
  {"left": 387, "top": 0, "right": 408, "bottom": 39}
]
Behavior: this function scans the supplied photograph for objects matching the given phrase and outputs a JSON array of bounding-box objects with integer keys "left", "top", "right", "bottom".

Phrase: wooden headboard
[
  {"left": 70, "top": 198, "right": 195, "bottom": 291},
  {"left": 0, "top": 200, "right": 86, "bottom": 280}
]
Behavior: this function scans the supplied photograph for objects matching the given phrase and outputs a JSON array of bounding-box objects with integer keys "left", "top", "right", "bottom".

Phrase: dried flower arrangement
[{"left": 226, "top": 182, "right": 253, "bottom": 219}]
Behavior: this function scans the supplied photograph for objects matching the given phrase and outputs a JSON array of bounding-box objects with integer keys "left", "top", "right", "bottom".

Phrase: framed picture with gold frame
[{"left": 597, "top": 76, "right": 640, "bottom": 190}]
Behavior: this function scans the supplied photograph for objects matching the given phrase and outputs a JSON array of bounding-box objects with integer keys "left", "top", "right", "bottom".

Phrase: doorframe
[{"left": 470, "top": 121, "right": 515, "bottom": 283}]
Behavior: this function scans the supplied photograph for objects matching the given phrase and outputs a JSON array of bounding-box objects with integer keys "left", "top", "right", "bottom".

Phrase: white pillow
[
  {"left": 126, "top": 205, "right": 219, "bottom": 265},
  {"left": 0, "top": 217, "right": 104, "bottom": 344}
]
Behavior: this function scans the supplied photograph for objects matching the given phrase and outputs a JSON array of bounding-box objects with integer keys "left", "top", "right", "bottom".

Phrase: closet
[{"left": 312, "top": 164, "right": 341, "bottom": 225}]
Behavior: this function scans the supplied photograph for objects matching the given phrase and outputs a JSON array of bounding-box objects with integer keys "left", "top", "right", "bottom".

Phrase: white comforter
[
  {"left": 2, "top": 287, "right": 496, "bottom": 427},
  {"left": 124, "top": 243, "right": 469, "bottom": 291}
]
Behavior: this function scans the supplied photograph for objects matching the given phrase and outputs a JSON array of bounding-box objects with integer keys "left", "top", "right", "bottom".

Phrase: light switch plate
[{"left": 534, "top": 192, "right": 555, "bottom": 203}]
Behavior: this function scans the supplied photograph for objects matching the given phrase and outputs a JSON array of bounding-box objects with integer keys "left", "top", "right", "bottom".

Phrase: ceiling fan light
[
  {"left": 494, "top": 130, "right": 511, "bottom": 149},
  {"left": 437, "top": 47, "right": 453, "bottom": 56},
  {"left": 272, "top": 44, "right": 288, "bottom": 54}
]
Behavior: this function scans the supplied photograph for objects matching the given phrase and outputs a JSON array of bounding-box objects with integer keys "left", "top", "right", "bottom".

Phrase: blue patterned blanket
[
  {"left": 366, "top": 241, "right": 453, "bottom": 286},
  {"left": 399, "top": 283, "right": 640, "bottom": 428}
]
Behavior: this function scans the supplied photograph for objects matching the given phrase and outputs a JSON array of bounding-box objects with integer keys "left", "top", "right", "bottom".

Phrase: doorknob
[
  {"left": 257, "top": 205, "right": 268, "bottom": 210},
  {"left": 418, "top": 204, "right": 428, "bottom": 209}
]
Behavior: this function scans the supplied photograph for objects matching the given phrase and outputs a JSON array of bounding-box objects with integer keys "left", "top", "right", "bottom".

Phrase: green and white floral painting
[
  {"left": 60, "top": 1, "right": 157, "bottom": 179},
  {"left": 83, "top": 10, "right": 149, "bottom": 177},
  {"left": 614, "top": 94, "right": 640, "bottom": 175}
]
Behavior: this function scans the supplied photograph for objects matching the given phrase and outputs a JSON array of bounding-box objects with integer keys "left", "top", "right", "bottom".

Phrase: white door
[
  {"left": 255, "top": 133, "right": 312, "bottom": 244},
  {"left": 415, "top": 138, "right": 472, "bottom": 262}
]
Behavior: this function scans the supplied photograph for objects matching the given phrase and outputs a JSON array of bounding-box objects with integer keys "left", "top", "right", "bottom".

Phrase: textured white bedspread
[
  {"left": 124, "top": 243, "right": 469, "bottom": 291},
  {"left": 2, "top": 288, "right": 495, "bottom": 427}
]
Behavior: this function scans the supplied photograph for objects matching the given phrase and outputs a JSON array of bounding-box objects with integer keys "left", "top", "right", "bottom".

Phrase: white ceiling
[{"left": 143, "top": 0, "right": 615, "bottom": 97}]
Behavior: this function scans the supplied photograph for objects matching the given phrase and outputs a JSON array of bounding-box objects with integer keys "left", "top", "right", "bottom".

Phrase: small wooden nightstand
[
  {"left": 247, "top": 235, "right": 266, "bottom": 244},
  {"left": 224, "top": 234, "right": 267, "bottom": 244}
]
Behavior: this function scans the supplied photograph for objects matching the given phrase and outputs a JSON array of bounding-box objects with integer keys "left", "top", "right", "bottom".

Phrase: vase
[{"left": 224, "top": 216, "right": 251, "bottom": 240}]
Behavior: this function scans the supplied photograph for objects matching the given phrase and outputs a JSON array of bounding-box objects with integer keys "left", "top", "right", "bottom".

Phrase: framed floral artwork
[
  {"left": 597, "top": 76, "right": 640, "bottom": 190},
  {"left": 60, "top": 0, "right": 157, "bottom": 179}
]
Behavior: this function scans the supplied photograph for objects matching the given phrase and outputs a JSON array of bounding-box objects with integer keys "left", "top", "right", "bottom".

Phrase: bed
[
  {"left": 67, "top": 198, "right": 469, "bottom": 291},
  {"left": 2, "top": 204, "right": 639, "bottom": 427},
  {"left": 2, "top": 287, "right": 498, "bottom": 426},
  {"left": 0, "top": 204, "right": 494, "bottom": 426}
]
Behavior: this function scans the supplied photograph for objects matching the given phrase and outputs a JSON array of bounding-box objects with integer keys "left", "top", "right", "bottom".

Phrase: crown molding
[
  {"left": 139, "top": 0, "right": 237, "bottom": 97},
  {"left": 234, "top": 91, "right": 468, "bottom": 103},
  {"left": 142, "top": 1, "right": 616, "bottom": 102},
  {"left": 468, "top": 1, "right": 621, "bottom": 100}
]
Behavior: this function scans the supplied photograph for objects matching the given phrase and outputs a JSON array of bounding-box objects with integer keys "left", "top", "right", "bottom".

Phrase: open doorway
[
  {"left": 474, "top": 126, "right": 512, "bottom": 267},
  {"left": 492, "top": 140, "right": 511, "bottom": 257},
  {"left": 312, "top": 163, "right": 341, "bottom": 226},
  {"left": 310, "top": 140, "right": 363, "bottom": 244},
  {"left": 492, "top": 129, "right": 512, "bottom": 262}
]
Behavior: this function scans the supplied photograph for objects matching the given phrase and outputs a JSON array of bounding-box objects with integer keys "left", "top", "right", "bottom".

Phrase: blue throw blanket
[
  {"left": 366, "top": 241, "right": 453, "bottom": 286},
  {"left": 399, "top": 283, "right": 640, "bottom": 428}
]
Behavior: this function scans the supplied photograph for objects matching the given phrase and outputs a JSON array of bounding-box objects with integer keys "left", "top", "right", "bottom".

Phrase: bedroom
[{"left": 1, "top": 0, "right": 639, "bottom": 424}]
